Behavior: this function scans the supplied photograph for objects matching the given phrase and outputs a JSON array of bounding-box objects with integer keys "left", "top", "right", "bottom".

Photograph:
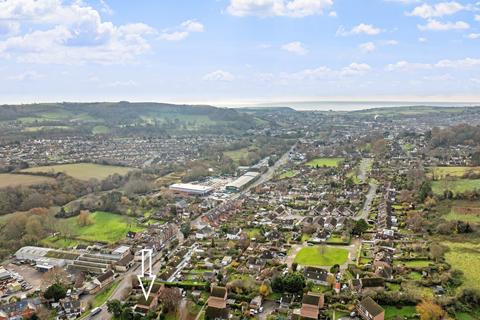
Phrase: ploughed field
[
  {"left": 0, "top": 173, "right": 55, "bottom": 188},
  {"left": 21, "top": 163, "right": 134, "bottom": 180}
]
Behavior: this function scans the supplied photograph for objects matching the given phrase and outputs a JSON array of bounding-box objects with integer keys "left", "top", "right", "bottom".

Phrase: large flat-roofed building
[
  {"left": 169, "top": 183, "right": 213, "bottom": 196},
  {"left": 225, "top": 171, "right": 260, "bottom": 192}
]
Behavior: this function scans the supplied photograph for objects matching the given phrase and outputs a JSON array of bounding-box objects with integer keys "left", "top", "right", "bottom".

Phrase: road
[
  {"left": 355, "top": 182, "right": 377, "bottom": 221},
  {"left": 357, "top": 158, "right": 372, "bottom": 183}
]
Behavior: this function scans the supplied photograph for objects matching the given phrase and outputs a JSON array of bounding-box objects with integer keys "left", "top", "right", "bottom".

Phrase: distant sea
[{"left": 241, "top": 101, "right": 480, "bottom": 111}]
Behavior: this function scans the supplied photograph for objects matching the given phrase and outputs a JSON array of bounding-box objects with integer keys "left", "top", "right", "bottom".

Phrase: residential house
[
  {"left": 356, "top": 297, "right": 385, "bottom": 320},
  {"left": 205, "top": 286, "right": 229, "bottom": 320},
  {"left": 296, "top": 292, "right": 324, "bottom": 320},
  {"left": 304, "top": 267, "right": 329, "bottom": 286}
]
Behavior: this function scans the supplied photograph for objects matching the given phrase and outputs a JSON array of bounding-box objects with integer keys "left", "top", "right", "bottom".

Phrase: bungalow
[
  {"left": 205, "top": 286, "right": 229, "bottom": 320},
  {"left": 297, "top": 292, "right": 324, "bottom": 320},
  {"left": 304, "top": 267, "right": 329, "bottom": 286},
  {"left": 356, "top": 297, "right": 385, "bottom": 320}
]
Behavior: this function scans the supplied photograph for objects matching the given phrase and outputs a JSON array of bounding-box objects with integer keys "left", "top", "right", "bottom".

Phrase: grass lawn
[
  {"left": 294, "top": 246, "right": 349, "bottom": 267},
  {"left": 444, "top": 242, "right": 480, "bottom": 290},
  {"left": 278, "top": 170, "right": 298, "bottom": 179},
  {"left": 0, "top": 173, "right": 55, "bottom": 188},
  {"left": 92, "top": 125, "right": 109, "bottom": 134},
  {"left": 91, "top": 281, "right": 120, "bottom": 308},
  {"left": 429, "top": 166, "right": 480, "bottom": 178},
  {"left": 21, "top": 163, "right": 134, "bottom": 180},
  {"left": 455, "top": 310, "right": 480, "bottom": 320},
  {"left": 408, "top": 271, "right": 423, "bottom": 281},
  {"left": 68, "top": 211, "right": 144, "bottom": 243},
  {"left": 397, "top": 260, "right": 431, "bottom": 268},
  {"left": 246, "top": 228, "right": 262, "bottom": 238},
  {"left": 438, "top": 200, "right": 480, "bottom": 223},
  {"left": 40, "top": 236, "right": 79, "bottom": 249},
  {"left": 383, "top": 305, "right": 417, "bottom": 320},
  {"left": 432, "top": 179, "right": 480, "bottom": 196},
  {"left": 306, "top": 157, "right": 344, "bottom": 168},
  {"left": 224, "top": 147, "right": 253, "bottom": 162}
]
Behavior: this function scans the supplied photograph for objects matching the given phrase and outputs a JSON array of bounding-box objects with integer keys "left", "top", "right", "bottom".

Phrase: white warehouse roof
[{"left": 169, "top": 183, "right": 213, "bottom": 194}]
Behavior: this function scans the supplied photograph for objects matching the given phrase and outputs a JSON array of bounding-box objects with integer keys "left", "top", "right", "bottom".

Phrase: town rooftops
[{"left": 358, "top": 297, "right": 384, "bottom": 317}]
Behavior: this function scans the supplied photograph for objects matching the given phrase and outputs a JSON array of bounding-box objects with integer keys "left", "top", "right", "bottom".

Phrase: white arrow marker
[{"left": 137, "top": 249, "right": 156, "bottom": 300}]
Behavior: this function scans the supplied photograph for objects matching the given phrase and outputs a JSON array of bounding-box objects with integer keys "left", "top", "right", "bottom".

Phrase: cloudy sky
[{"left": 1, "top": 0, "right": 480, "bottom": 105}]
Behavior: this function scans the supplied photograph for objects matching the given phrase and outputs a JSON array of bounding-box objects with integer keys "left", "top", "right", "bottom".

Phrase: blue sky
[{"left": 1, "top": 0, "right": 480, "bottom": 105}]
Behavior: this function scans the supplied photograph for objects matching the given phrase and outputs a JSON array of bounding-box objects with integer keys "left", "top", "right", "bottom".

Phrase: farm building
[
  {"left": 225, "top": 171, "right": 260, "bottom": 192},
  {"left": 169, "top": 183, "right": 213, "bottom": 196}
]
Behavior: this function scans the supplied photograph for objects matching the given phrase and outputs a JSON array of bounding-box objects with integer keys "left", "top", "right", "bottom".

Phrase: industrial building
[
  {"left": 169, "top": 183, "right": 213, "bottom": 196},
  {"left": 225, "top": 172, "right": 260, "bottom": 192}
]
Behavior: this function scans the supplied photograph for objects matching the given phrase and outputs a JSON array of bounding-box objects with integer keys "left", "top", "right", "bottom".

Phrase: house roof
[
  {"left": 302, "top": 292, "right": 323, "bottom": 306},
  {"left": 359, "top": 297, "right": 384, "bottom": 316},
  {"left": 96, "top": 270, "right": 114, "bottom": 283},
  {"left": 211, "top": 286, "right": 227, "bottom": 298}
]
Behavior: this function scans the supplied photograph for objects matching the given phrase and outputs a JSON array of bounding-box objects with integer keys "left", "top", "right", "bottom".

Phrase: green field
[
  {"left": 383, "top": 305, "right": 417, "bottom": 319},
  {"left": 0, "top": 173, "right": 56, "bottom": 188},
  {"left": 306, "top": 158, "right": 344, "bottom": 168},
  {"left": 21, "top": 163, "right": 134, "bottom": 180},
  {"left": 444, "top": 242, "right": 480, "bottom": 290},
  {"left": 278, "top": 170, "right": 297, "bottom": 179},
  {"left": 224, "top": 147, "right": 255, "bottom": 162},
  {"left": 294, "top": 246, "right": 349, "bottom": 266},
  {"left": 68, "top": 211, "right": 144, "bottom": 243},
  {"left": 432, "top": 179, "right": 480, "bottom": 195},
  {"left": 397, "top": 260, "right": 431, "bottom": 268},
  {"left": 429, "top": 166, "right": 480, "bottom": 178},
  {"left": 92, "top": 125, "right": 109, "bottom": 134}
]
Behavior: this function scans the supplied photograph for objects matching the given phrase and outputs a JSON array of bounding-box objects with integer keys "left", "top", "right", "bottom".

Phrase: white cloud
[
  {"left": 181, "top": 20, "right": 205, "bottom": 33},
  {"left": 408, "top": 2, "right": 466, "bottom": 19},
  {"left": 384, "top": 39, "right": 399, "bottom": 45},
  {"left": 203, "top": 70, "right": 235, "bottom": 81},
  {"left": 386, "top": 57, "right": 480, "bottom": 71},
  {"left": 466, "top": 33, "right": 480, "bottom": 39},
  {"left": 359, "top": 42, "right": 375, "bottom": 53},
  {"left": 285, "top": 62, "right": 370, "bottom": 81},
  {"left": 281, "top": 41, "right": 308, "bottom": 55},
  {"left": 226, "top": 0, "right": 333, "bottom": 18},
  {"left": 99, "top": 0, "right": 113, "bottom": 15},
  {"left": 475, "top": 15, "right": 480, "bottom": 22},
  {"left": 418, "top": 37, "right": 427, "bottom": 42},
  {"left": 435, "top": 58, "right": 480, "bottom": 68},
  {"left": 103, "top": 80, "right": 138, "bottom": 88},
  {"left": 7, "top": 70, "right": 43, "bottom": 81},
  {"left": 328, "top": 11, "right": 337, "bottom": 17},
  {"left": 340, "top": 63, "right": 371, "bottom": 76},
  {"left": 0, "top": 0, "right": 156, "bottom": 64},
  {"left": 337, "top": 23, "right": 381, "bottom": 36},
  {"left": 418, "top": 19, "right": 469, "bottom": 31},
  {"left": 160, "top": 20, "right": 204, "bottom": 41},
  {"left": 386, "top": 60, "right": 432, "bottom": 71}
]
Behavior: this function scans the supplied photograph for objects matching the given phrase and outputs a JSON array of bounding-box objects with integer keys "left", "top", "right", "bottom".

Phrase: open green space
[
  {"left": 429, "top": 166, "right": 480, "bottom": 178},
  {"left": 92, "top": 280, "right": 120, "bottom": 308},
  {"left": 92, "top": 125, "right": 109, "bottom": 134},
  {"left": 397, "top": 260, "right": 431, "bottom": 268},
  {"left": 67, "top": 211, "right": 144, "bottom": 243},
  {"left": 383, "top": 305, "right": 417, "bottom": 320},
  {"left": 294, "top": 246, "right": 349, "bottom": 267},
  {"left": 224, "top": 147, "right": 255, "bottom": 162},
  {"left": 21, "top": 163, "right": 134, "bottom": 181},
  {"left": 444, "top": 241, "right": 480, "bottom": 290},
  {"left": 0, "top": 173, "right": 56, "bottom": 188},
  {"left": 432, "top": 179, "right": 480, "bottom": 196},
  {"left": 306, "top": 157, "right": 344, "bottom": 168},
  {"left": 437, "top": 200, "right": 480, "bottom": 223},
  {"left": 278, "top": 170, "right": 298, "bottom": 179}
]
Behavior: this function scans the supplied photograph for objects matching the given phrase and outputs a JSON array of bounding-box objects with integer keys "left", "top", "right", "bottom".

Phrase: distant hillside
[
  {"left": 0, "top": 102, "right": 262, "bottom": 138},
  {"left": 350, "top": 105, "right": 480, "bottom": 117}
]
